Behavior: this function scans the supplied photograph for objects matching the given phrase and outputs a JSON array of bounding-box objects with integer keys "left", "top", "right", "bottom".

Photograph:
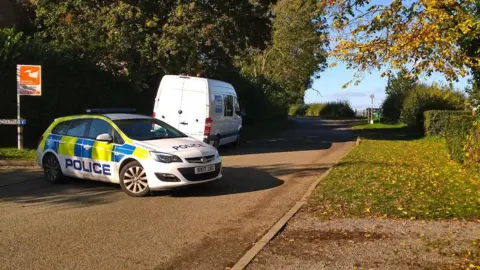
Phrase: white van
[{"left": 153, "top": 75, "right": 243, "bottom": 148}]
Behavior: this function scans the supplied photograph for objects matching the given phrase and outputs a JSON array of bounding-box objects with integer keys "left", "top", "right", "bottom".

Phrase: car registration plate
[{"left": 194, "top": 165, "right": 215, "bottom": 174}]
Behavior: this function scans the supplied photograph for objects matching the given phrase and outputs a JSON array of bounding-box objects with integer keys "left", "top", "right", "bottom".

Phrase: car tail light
[
  {"left": 204, "top": 117, "right": 212, "bottom": 136},
  {"left": 153, "top": 111, "right": 156, "bottom": 118}
]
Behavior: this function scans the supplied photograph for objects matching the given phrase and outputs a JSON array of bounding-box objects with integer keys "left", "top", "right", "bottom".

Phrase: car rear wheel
[
  {"left": 120, "top": 161, "right": 150, "bottom": 197},
  {"left": 43, "top": 154, "right": 64, "bottom": 184}
]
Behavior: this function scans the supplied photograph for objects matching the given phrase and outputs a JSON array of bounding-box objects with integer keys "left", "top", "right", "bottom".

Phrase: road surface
[{"left": 0, "top": 118, "right": 356, "bottom": 270}]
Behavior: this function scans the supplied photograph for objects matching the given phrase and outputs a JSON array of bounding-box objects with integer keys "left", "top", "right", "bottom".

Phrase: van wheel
[
  {"left": 213, "top": 135, "right": 221, "bottom": 149},
  {"left": 43, "top": 154, "right": 65, "bottom": 184},
  {"left": 120, "top": 161, "right": 150, "bottom": 197}
]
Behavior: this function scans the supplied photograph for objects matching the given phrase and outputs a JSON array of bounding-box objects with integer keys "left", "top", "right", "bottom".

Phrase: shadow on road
[
  {"left": 164, "top": 166, "right": 285, "bottom": 197},
  {"left": 221, "top": 118, "right": 356, "bottom": 156},
  {"left": 0, "top": 166, "right": 288, "bottom": 204},
  {"left": 354, "top": 127, "right": 423, "bottom": 141},
  {"left": 0, "top": 178, "right": 120, "bottom": 207}
]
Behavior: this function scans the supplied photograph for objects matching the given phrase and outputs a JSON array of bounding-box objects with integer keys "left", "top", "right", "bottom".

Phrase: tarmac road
[{"left": 0, "top": 118, "right": 356, "bottom": 270}]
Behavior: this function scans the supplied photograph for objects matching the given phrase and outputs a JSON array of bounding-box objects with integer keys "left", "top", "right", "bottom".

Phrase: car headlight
[{"left": 150, "top": 151, "right": 183, "bottom": 163}]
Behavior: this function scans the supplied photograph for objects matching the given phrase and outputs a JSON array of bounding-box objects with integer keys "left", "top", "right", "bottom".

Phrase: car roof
[
  {"left": 56, "top": 113, "right": 151, "bottom": 122},
  {"left": 102, "top": 113, "right": 151, "bottom": 120}
]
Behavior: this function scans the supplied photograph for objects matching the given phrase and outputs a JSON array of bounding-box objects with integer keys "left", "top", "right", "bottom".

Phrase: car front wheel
[
  {"left": 120, "top": 161, "right": 150, "bottom": 197},
  {"left": 43, "top": 154, "right": 64, "bottom": 184}
]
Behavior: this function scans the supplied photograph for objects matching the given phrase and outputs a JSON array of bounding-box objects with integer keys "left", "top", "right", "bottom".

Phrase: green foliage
[
  {"left": 305, "top": 103, "right": 325, "bottom": 116},
  {"left": 288, "top": 104, "right": 307, "bottom": 116},
  {"left": 465, "top": 118, "right": 480, "bottom": 167},
  {"left": 423, "top": 110, "right": 470, "bottom": 137},
  {"left": 294, "top": 101, "right": 355, "bottom": 119},
  {"left": 385, "top": 70, "right": 418, "bottom": 96},
  {"left": 0, "top": 148, "right": 36, "bottom": 161},
  {"left": 400, "top": 83, "right": 466, "bottom": 127},
  {"left": 352, "top": 122, "right": 407, "bottom": 130},
  {"left": 381, "top": 71, "right": 418, "bottom": 123},
  {"left": 309, "top": 136, "right": 480, "bottom": 219},
  {"left": 237, "top": 0, "right": 328, "bottom": 105},
  {"left": 0, "top": 28, "right": 149, "bottom": 147},
  {"left": 445, "top": 115, "right": 476, "bottom": 164},
  {"left": 30, "top": 0, "right": 274, "bottom": 84}
]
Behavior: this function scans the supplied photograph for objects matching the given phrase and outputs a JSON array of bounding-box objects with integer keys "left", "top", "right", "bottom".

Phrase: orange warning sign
[
  {"left": 17, "top": 65, "right": 42, "bottom": 96},
  {"left": 19, "top": 66, "right": 41, "bottom": 85}
]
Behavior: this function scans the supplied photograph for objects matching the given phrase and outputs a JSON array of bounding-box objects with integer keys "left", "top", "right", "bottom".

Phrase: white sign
[{"left": 17, "top": 65, "right": 42, "bottom": 96}]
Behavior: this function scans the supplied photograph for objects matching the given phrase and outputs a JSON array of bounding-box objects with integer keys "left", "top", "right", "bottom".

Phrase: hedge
[
  {"left": 465, "top": 118, "right": 480, "bottom": 167},
  {"left": 423, "top": 110, "right": 470, "bottom": 137},
  {"left": 289, "top": 101, "right": 355, "bottom": 118},
  {"left": 445, "top": 115, "right": 476, "bottom": 164}
]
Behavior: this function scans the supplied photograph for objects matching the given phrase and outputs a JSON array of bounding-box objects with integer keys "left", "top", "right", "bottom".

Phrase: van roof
[{"left": 163, "top": 74, "right": 234, "bottom": 88}]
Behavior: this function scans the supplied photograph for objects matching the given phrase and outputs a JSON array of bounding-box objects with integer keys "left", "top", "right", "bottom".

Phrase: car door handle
[
  {"left": 58, "top": 141, "right": 65, "bottom": 144},
  {"left": 180, "top": 122, "right": 188, "bottom": 125}
]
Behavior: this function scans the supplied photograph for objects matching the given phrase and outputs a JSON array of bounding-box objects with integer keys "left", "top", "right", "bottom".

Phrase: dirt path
[{"left": 247, "top": 210, "right": 480, "bottom": 270}]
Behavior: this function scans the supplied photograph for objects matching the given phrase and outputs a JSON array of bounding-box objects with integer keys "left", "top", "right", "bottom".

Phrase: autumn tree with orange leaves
[{"left": 326, "top": 0, "right": 480, "bottom": 88}]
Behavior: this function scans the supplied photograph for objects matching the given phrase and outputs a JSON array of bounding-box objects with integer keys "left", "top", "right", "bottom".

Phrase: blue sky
[{"left": 305, "top": 64, "right": 471, "bottom": 110}]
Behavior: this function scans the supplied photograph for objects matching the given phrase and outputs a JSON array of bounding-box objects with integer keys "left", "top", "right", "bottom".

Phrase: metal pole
[
  {"left": 17, "top": 94, "right": 23, "bottom": 150},
  {"left": 370, "top": 97, "right": 374, "bottom": 124}
]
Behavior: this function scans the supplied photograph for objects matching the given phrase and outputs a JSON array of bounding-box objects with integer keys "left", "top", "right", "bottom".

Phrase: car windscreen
[{"left": 113, "top": 118, "right": 187, "bottom": 141}]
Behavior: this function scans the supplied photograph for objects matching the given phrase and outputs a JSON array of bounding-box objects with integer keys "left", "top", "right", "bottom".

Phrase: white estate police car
[{"left": 37, "top": 109, "right": 222, "bottom": 197}]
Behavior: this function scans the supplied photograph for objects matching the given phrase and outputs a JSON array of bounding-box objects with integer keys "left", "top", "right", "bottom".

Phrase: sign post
[
  {"left": 16, "top": 64, "right": 42, "bottom": 149},
  {"left": 370, "top": 94, "right": 375, "bottom": 124}
]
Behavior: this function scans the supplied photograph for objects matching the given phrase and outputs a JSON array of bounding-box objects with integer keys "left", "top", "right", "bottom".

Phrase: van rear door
[
  {"left": 178, "top": 78, "right": 208, "bottom": 141},
  {"left": 155, "top": 76, "right": 184, "bottom": 129}
]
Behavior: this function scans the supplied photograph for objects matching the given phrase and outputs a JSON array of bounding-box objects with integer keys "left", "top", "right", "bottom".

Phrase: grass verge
[
  {"left": 0, "top": 148, "right": 37, "bottom": 161},
  {"left": 308, "top": 134, "right": 480, "bottom": 220},
  {"left": 352, "top": 122, "right": 407, "bottom": 130}
]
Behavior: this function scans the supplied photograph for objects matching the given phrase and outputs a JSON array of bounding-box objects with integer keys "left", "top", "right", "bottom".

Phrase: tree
[
  {"left": 400, "top": 83, "right": 466, "bottom": 127},
  {"left": 237, "top": 0, "right": 329, "bottom": 104},
  {"left": 28, "top": 0, "right": 275, "bottom": 88},
  {"left": 385, "top": 70, "right": 418, "bottom": 96},
  {"left": 326, "top": 0, "right": 480, "bottom": 87},
  {"left": 381, "top": 70, "right": 418, "bottom": 122}
]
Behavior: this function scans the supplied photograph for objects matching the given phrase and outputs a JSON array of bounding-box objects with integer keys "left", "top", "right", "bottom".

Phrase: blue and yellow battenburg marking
[{"left": 43, "top": 134, "right": 148, "bottom": 162}]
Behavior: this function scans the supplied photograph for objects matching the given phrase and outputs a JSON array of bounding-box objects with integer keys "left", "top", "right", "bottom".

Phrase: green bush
[
  {"left": 305, "top": 103, "right": 325, "bottom": 116},
  {"left": 288, "top": 104, "right": 307, "bottom": 116},
  {"left": 400, "top": 83, "right": 465, "bottom": 127},
  {"left": 300, "top": 101, "right": 355, "bottom": 118},
  {"left": 465, "top": 118, "right": 480, "bottom": 167},
  {"left": 445, "top": 115, "right": 476, "bottom": 164},
  {"left": 423, "top": 110, "right": 469, "bottom": 137}
]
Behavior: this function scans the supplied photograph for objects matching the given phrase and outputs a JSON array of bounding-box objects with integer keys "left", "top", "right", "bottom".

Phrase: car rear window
[{"left": 51, "top": 120, "right": 71, "bottom": 135}]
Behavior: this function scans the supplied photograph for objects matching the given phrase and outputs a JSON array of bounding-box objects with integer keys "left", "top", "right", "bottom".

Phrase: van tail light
[
  {"left": 153, "top": 111, "right": 156, "bottom": 118},
  {"left": 204, "top": 117, "right": 212, "bottom": 136}
]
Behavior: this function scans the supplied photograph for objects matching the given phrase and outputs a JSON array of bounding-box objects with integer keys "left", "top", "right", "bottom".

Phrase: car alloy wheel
[
  {"left": 124, "top": 166, "right": 148, "bottom": 194},
  {"left": 43, "top": 155, "right": 64, "bottom": 183},
  {"left": 120, "top": 161, "right": 150, "bottom": 197}
]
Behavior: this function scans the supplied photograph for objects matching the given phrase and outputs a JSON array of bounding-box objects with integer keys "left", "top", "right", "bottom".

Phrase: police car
[{"left": 37, "top": 109, "right": 222, "bottom": 197}]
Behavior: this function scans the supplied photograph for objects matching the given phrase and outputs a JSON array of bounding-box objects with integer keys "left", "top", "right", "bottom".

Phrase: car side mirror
[{"left": 96, "top": 133, "right": 113, "bottom": 143}]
